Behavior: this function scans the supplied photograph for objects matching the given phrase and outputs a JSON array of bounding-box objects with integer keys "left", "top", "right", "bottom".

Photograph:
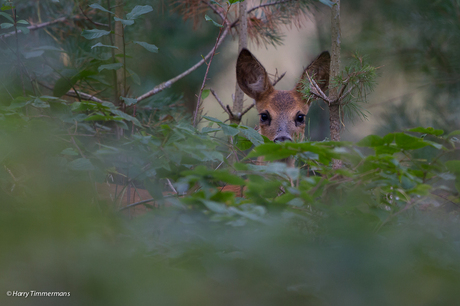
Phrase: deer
[
  {"left": 217, "top": 49, "right": 332, "bottom": 196},
  {"left": 236, "top": 48, "right": 331, "bottom": 143}
]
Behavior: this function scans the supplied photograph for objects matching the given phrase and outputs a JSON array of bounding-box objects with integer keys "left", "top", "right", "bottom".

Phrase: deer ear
[
  {"left": 236, "top": 48, "right": 273, "bottom": 100},
  {"left": 296, "top": 51, "right": 331, "bottom": 97}
]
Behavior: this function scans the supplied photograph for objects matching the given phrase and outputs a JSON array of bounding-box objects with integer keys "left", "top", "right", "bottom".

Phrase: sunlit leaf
[
  {"left": 126, "top": 5, "right": 153, "bottom": 20},
  {"left": 81, "top": 29, "right": 111, "bottom": 40},
  {"left": 89, "top": 3, "right": 114, "bottom": 14},
  {"left": 98, "top": 63, "right": 123, "bottom": 72},
  {"left": 133, "top": 41, "right": 158, "bottom": 53}
]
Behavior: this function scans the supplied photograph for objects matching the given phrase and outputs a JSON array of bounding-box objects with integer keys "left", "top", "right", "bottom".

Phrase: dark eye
[
  {"left": 260, "top": 113, "right": 269, "bottom": 123},
  {"left": 296, "top": 114, "right": 305, "bottom": 124}
]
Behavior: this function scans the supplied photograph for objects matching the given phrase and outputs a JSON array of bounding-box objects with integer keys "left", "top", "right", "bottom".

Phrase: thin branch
[
  {"left": 272, "top": 71, "right": 286, "bottom": 86},
  {"left": 12, "top": 9, "right": 25, "bottom": 96},
  {"left": 119, "top": 198, "right": 155, "bottom": 211},
  {"left": 166, "top": 178, "right": 178, "bottom": 194},
  {"left": 202, "top": 1, "right": 228, "bottom": 26},
  {"left": 240, "top": 101, "right": 255, "bottom": 117},
  {"left": 338, "top": 83, "right": 358, "bottom": 103},
  {"left": 37, "top": 80, "right": 110, "bottom": 103},
  {"left": 1, "top": 16, "right": 67, "bottom": 39},
  {"left": 226, "top": 105, "right": 234, "bottom": 118},
  {"left": 79, "top": 5, "right": 109, "bottom": 27},
  {"left": 247, "top": 0, "right": 293, "bottom": 14},
  {"left": 305, "top": 70, "right": 332, "bottom": 103},
  {"left": 194, "top": 5, "right": 232, "bottom": 127},
  {"left": 137, "top": 25, "right": 229, "bottom": 103},
  {"left": 65, "top": 90, "right": 110, "bottom": 103},
  {"left": 210, "top": 88, "right": 232, "bottom": 116}
]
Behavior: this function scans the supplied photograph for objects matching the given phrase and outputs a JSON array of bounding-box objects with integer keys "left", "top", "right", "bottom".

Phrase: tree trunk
[
  {"left": 231, "top": 1, "right": 248, "bottom": 125},
  {"left": 115, "top": 0, "right": 125, "bottom": 104},
  {"left": 329, "top": 0, "right": 342, "bottom": 169}
]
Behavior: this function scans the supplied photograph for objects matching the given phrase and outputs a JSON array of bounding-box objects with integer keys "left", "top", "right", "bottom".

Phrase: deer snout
[{"left": 273, "top": 133, "right": 292, "bottom": 143}]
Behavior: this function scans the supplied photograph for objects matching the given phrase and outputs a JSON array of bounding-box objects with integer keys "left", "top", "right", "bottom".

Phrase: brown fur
[{"left": 236, "top": 49, "right": 330, "bottom": 142}]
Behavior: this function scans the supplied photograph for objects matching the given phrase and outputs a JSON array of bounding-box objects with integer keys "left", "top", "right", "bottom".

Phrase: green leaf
[
  {"left": 239, "top": 126, "right": 264, "bottom": 146},
  {"left": 201, "top": 127, "right": 220, "bottom": 134},
  {"left": 17, "top": 26, "right": 29, "bottom": 34},
  {"left": 91, "top": 42, "right": 118, "bottom": 49},
  {"left": 0, "top": 12, "right": 13, "bottom": 23},
  {"left": 205, "top": 14, "right": 223, "bottom": 28},
  {"left": 1, "top": 22, "right": 13, "bottom": 29},
  {"left": 81, "top": 29, "right": 111, "bottom": 40},
  {"left": 120, "top": 96, "right": 137, "bottom": 106},
  {"left": 68, "top": 158, "right": 95, "bottom": 171},
  {"left": 356, "top": 135, "right": 384, "bottom": 147},
  {"left": 53, "top": 77, "right": 76, "bottom": 97},
  {"left": 247, "top": 143, "right": 298, "bottom": 161},
  {"left": 127, "top": 68, "right": 141, "bottom": 85},
  {"left": 89, "top": 3, "right": 114, "bottom": 14},
  {"left": 126, "top": 5, "right": 153, "bottom": 20},
  {"left": 23, "top": 50, "right": 44, "bottom": 59},
  {"left": 446, "top": 161, "right": 460, "bottom": 174},
  {"left": 8, "top": 96, "right": 32, "bottom": 109},
  {"left": 114, "top": 17, "right": 134, "bottom": 26},
  {"left": 228, "top": 0, "right": 245, "bottom": 4},
  {"left": 220, "top": 123, "right": 239, "bottom": 136},
  {"left": 61, "top": 148, "right": 79, "bottom": 156},
  {"left": 35, "top": 46, "right": 65, "bottom": 52},
  {"left": 201, "top": 89, "right": 210, "bottom": 100},
  {"left": 110, "top": 109, "right": 142, "bottom": 127},
  {"left": 318, "top": 0, "right": 334, "bottom": 7},
  {"left": 203, "top": 116, "right": 222, "bottom": 123},
  {"left": 234, "top": 135, "right": 253, "bottom": 151},
  {"left": 446, "top": 130, "right": 460, "bottom": 139},
  {"left": 133, "top": 41, "right": 158, "bottom": 53},
  {"left": 202, "top": 200, "right": 228, "bottom": 214},
  {"left": 98, "top": 63, "right": 123, "bottom": 72},
  {"left": 32, "top": 98, "right": 50, "bottom": 108},
  {"left": 394, "top": 133, "right": 428, "bottom": 150},
  {"left": 16, "top": 19, "right": 29, "bottom": 25},
  {"left": 407, "top": 127, "right": 444, "bottom": 136}
]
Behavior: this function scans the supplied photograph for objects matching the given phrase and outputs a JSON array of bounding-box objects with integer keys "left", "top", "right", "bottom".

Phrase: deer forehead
[{"left": 256, "top": 90, "right": 308, "bottom": 116}]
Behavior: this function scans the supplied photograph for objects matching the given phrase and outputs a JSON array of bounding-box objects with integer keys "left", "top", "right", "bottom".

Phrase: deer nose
[{"left": 273, "top": 134, "right": 292, "bottom": 143}]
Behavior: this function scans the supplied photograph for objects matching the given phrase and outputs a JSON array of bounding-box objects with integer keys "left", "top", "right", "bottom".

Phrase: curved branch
[
  {"left": 137, "top": 25, "right": 229, "bottom": 102},
  {"left": 1, "top": 17, "right": 67, "bottom": 39}
]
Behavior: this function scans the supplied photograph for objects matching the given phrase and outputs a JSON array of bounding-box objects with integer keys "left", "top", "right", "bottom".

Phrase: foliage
[{"left": 0, "top": 1, "right": 459, "bottom": 305}]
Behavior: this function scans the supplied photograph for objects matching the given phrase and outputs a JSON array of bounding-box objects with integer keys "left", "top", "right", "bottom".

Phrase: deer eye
[
  {"left": 260, "top": 113, "right": 270, "bottom": 123},
  {"left": 296, "top": 114, "right": 305, "bottom": 124}
]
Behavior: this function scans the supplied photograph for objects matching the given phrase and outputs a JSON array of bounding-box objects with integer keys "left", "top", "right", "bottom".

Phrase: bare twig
[
  {"left": 305, "top": 70, "right": 332, "bottom": 103},
  {"left": 210, "top": 88, "right": 232, "bottom": 116},
  {"left": 79, "top": 5, "right": 109, "bottom": 27},
  {"left": 1, "top": 16, "right": 67, "bottom": 39},
  {"left": 240, "top": 101, "right": 256, "bottom": 117},
  {"left": 203, "top": 1, "right": 229, "bottom": 26},
  {"left": 119, "top": 198, "right": 156, "bottom": 211},
  {"left": 36, "top": 81, "right": 110, "bottom": 104},
  {"left": 247, "top": 0, "right": 293, "bottom": 14},
  {"left": 137, "top": 26, "right": 229, "bottom": 103},
  {"left": 65, "top": 90, "right": 109, "bottom": 103},
  {"left": 193, "top": 5, "right": 231, "bottom": 127},
  {"left": 12, "top": 9, "right": 25, "bottom": 96},
  {"left": 166, "top": 178, "right": 178, "bottom": 194},
  {"left": 272, "top": 71, "right": 286, "bottom": 86},
  {"left": 226, "top": 105, "right": 235, "bottom": 118}
]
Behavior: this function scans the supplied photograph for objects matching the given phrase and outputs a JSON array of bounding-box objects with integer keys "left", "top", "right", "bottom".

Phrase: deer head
[{"left": 236, "top": 49, "right": 330, "bottom": 142}]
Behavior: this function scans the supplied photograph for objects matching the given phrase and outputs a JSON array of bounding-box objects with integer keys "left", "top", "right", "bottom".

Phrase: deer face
[{"left": 236, "top": 49, "right": 330, "bottom": 142}]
